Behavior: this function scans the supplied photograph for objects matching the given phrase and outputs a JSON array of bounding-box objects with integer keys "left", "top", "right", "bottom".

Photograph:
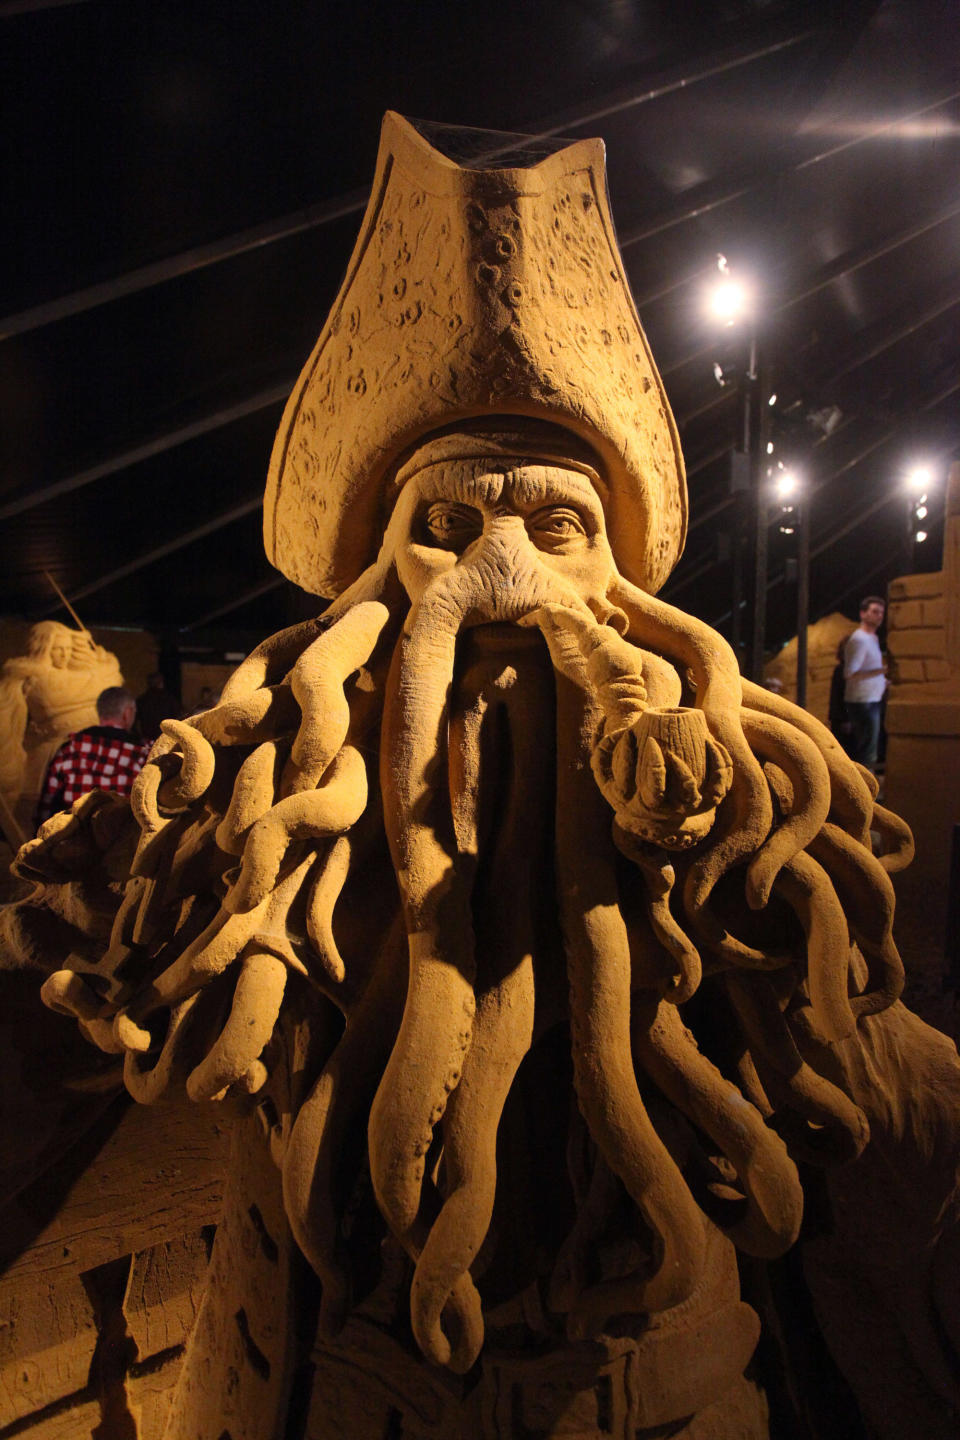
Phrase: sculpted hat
[{"left": 264, "top": 112, "right": 687, "bottom": 598}]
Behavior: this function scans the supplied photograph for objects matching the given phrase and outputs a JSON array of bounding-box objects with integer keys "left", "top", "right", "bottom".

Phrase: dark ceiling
[{"left": 2, "top": 0, "right": 958, "bottom": 660}]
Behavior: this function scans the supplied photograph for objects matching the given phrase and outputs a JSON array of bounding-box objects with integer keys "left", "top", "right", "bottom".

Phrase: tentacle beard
[{"left": 18, "top": 547, "right": 914, "bottom": 1376}]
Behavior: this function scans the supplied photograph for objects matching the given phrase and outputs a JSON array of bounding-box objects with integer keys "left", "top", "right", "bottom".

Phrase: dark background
[{"left": 2, "top": 0, "right": 958, "bottom": 663}]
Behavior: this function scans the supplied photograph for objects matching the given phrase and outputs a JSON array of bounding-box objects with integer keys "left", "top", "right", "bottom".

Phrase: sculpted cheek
[
  {"left": 534, "top": 537, "right": 616, "bottom": 614},
  {"left": 396, "top": 542, "right": 458, "bottom": 606}
]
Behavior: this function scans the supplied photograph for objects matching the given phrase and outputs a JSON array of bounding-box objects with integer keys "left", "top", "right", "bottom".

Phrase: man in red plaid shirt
[{"left": 37, "top": 686, "right": 152, "bottom": 827}]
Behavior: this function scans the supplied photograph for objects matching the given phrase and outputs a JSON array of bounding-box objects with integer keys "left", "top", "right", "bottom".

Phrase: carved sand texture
[
  {"left": 264, "top": 111, "right": 686, "bottom": 601},
  {"left": 2, "top": 112, "right": 958, "bottom": 1440}
]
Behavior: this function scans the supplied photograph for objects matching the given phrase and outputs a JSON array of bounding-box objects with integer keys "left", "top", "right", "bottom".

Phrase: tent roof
[{"left": 2, "top": 0, "right": 957, "bottom": 653}]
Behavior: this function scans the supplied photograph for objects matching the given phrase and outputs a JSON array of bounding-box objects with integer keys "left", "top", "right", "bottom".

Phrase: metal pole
[
  {"left": 796, "top": 493, "right": 810, "bottom": 710},
  {"left": 905, "top": 495, "right": 916, "bottom": 575},
  {"left": 748, "top": 328, "right": 771, "bottom": 682},
  {"left": 729, "top": 324, "right": 756, "bottom": 668},
  {"left": 730, "top": 509, "right": 744, "bottom": 659}
]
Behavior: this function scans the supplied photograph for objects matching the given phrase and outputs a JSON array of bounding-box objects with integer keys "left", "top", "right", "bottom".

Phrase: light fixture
[
  {"left": 776, "top": 469, "right": 799, "bottom": 499},
  {"left": 768, "top": 393, "right": 777, "bottom": 407},
  {"left": 707, "top": 278, "right": 751, "bottom": 326},
  {"left": 906, "top": 465, "right": 933, "bottom": 492},
  {"left": 916, "top": 505, "right": 928, "bottom": 519},
  {"left": 706, "top": 253, "right": 753, "bottom": 326},
  {"left": 807, "top": 404, "right": 842, "bottom": 438},
  {"left": 766, "top": 441, "right": 774, "bottom": 454},
  {"left": 916, "top": 530, "right": 928, "bottom": 543}
]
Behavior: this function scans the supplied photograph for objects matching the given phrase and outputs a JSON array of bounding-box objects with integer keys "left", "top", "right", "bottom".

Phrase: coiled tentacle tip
[{"left": 113, "top": 1009, "right": 153, "bottom": 1053}]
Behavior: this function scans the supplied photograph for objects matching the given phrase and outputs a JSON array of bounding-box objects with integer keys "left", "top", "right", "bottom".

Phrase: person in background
[
  {"left": 136, "top": 670, "right": 181, "bottom": 742},
  {"left": 843, "top": 595, "right": 887, "bottom": 770},
  {"left": 37, "top": 686, "right": 152, "bottom": 827}
]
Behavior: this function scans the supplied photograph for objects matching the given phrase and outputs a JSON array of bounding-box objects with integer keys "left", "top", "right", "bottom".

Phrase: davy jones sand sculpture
[
  {"left": 0, "top": 620, "right": 123, "bottom": 845},
  {"left": 3, "top": 115, "right": 960, "bottom": 1439}
]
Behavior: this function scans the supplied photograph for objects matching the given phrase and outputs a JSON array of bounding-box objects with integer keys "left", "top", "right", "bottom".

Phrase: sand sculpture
[
  {"left": 0, "top": 620, "right": 123, "bottom": 845},
  {"left": 884, "top": 460, "right": 960, "bottom": 926},
  {"left": 4, "top": 115, "right": 959, "bottom": 1439},
  {"left": 763, "top": 611, "right": 856, "bottom": 725}
]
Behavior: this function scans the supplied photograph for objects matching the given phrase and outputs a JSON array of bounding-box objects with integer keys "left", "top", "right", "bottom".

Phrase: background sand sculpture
[
  {"left": 0, "top": 621, "right": 123, "bottom": 845},
  {"left": 2, "top": 115, "right": 958, "bottom": 1440}
]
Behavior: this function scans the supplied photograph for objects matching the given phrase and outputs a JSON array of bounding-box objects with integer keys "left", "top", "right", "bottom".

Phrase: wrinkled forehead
[{"left": 408, "top": 457, "right": 608, "bottom": 514}]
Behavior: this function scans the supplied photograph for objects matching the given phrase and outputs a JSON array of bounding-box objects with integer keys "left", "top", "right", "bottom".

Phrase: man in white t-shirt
[{"left": 843, "top": 595, "right": 887, "bottom": 769}]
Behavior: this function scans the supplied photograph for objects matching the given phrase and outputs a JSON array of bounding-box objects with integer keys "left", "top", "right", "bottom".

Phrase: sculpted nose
[
  {"left": 462, "top": 514, "right": 530, "bottom": 568},
  {"left": 459, "top": 511, "right": 519, "bottom": 545}
]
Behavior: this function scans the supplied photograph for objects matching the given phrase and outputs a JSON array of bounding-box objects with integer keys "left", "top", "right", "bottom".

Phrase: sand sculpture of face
[
  {"left": 14, "top": 114, "right": 915, "bottom": 1383},
  {"left": 16, "top": 621, "right": 122, "bottom": 726}
]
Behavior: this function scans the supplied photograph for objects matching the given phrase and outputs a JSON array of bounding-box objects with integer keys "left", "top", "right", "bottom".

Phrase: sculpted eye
[
  {"left": 421, "top": 502, "right": 483, "bottom": 549},
  {"left": 527, "top": 505, "right": 588, "bottom": 550}
]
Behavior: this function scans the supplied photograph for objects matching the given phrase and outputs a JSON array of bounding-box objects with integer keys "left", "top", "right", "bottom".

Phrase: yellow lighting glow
[
  {"left": 706, "top": 277, "right": 752, "bottom": 326},
  {"left": 906, "top": 465, "right": 932, "bottom": 492}
]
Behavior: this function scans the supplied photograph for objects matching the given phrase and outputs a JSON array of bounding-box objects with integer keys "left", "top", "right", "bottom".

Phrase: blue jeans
[{"left": 845, "top": 700, "right": 882, "bottom": 769}]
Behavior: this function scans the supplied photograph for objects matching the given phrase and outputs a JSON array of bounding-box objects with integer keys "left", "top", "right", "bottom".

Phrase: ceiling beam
[
  {"left": 33, "top": 498, "right": 263, "bottom": 618},
  {"left": 776, "top": 198, "right": 960, "bottom": 316},
  {"left": 823, "top": 290, "right": 960, "bottom": 387},
  {"left": 11, "top": 225, "right": 946, "bottom": 528},
  {"left": 619, "top": 88, "right": 960, "bottom": 251},
  {"left": 0, "top": 0, "right": 91, "bottom": 14},
  {"left": 666, "top": 378, "right": 960, "bottom": 599},
  {"left": 813, "top": 542, "right": 912, "bottom": 621},
  {"left": 0, "top": 27, "right": 841, "bottom": 343},
  {"left": 180, "top": 577, "right": 287, "bottom": 633},
  {"left": 712, "top": 431, "right": 959, "bottom": 626},
  {"left": 661, "top": 269, "right": 960, "bottom": 392},
  {"left": 0, "top": 383, "right": 290, "bottom": 523}
]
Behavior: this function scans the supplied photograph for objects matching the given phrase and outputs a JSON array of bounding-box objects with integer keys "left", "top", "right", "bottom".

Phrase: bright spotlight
[
  {"left": 777, "top": 470, "right": 799, "bottom": 499},
  {"left": 768, "top": 393, "right": 777, "bottom": 407},
  {"left": 916, "top": 530, "right": 928, "bottom": 543},
  {"left": 766, "top": 441, "right": 774, "bottom": 454},
  {"left": 707, "top": 276, "right": 751, "bottom": 326},
  {"left": 916, "top": 505, "right": 928, "bottom": 519},
  {"left": 906, "top": 465, "right": 933, "bottom": 492}
]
